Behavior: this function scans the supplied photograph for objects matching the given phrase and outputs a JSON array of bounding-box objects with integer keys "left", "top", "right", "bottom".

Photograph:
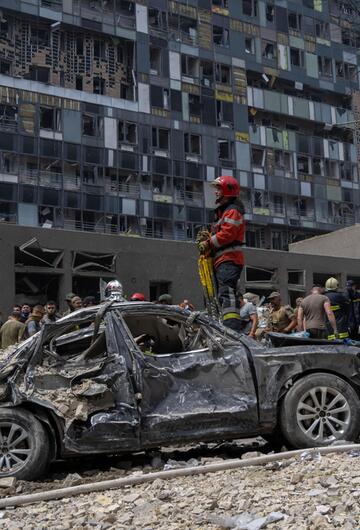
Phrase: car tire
[
  {"left": 0, "top": 407, "right": 50, "bottom": 480},
  {"left": 280, "top": 373, "right": 360, "bottom": 449}
]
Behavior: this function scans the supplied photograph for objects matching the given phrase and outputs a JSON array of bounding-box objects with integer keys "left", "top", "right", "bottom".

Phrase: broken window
[
  {"left": 200, "top": 61, "right": 213, "bottom": 87},
  {"left": 82, "top": 114, "right": 103, "bottom": 137},
  {"left": 243, "top": 0, "right": 258, "bottom": 17},
  {"left": 290, "top": 48, "right": 304, "bottom": 68},
  {"left": 266, "top": 2, "right": 274, "bottom": 22},
  {"left": 218, "top": 139, "right": 234, "bottom": 161},
  {"left": 273, "top": 195, "right": 284, "bottom": 215},
  {"left": 213, "top": 26, "right": 229, "bottom": 47},
  {"left": 297, "top": 155, "right": 310, "bottom": 174},
  {"left": 315, "top": 21, "right": 329, "bottom": 40},
  {"left": 26, "top": 66, "right": 50, "bottom": 83},
  {"left": 344, "top": 63, "right": 357, "bottom": 82},
  {"left": 40, "top": 107, "right": 61, "bottom": 131},
  {"left": 262, "top": 40, "right": 276, "bottom": 60},
  {"left": 189, "top": 94, "right": 201, "bottom": 117},
  {"left": 313, "top": 157, "right": 324, "bottom": 176},
  {"left": 72, "top": 251, "right": 116, "bottom": 272},
  {"left": 30, "top": 27, "right": 50, "bottom": 46},
  {"left": 148, "top": 8, "right": 167, "bottom": 30},
  {"left": 251, "top": 147, "right": 265, "bottom": 167},
  {"left": 318, "top": 56, "right": 333, "bottom": 77},
  {"left": 215, "top": 63, "right": 231, "bottom": 85},
  {"left": 123, "top": 312, "right": 210, "bottom": 355},
  {"left": 15, "top": 273, "right": 60, "bottom": 306},
  {"left": 245, "top": 37, "right": 255, "bottom": 55},
  {"left": 15, "top": 238, "right": 63, "bottom": 267},
  {"left": 217, "top": 100, "right": 233, "bottom": 127},
  {"left": 184, "top": 133, "right": 201, "bottom": 156},
  {"left": 152, "top": 128, "right": 169, "bottom": 151},
  {"left": 94, "top": 39, "right": 106, "bottom": 59},
  {"left": 212, "top": 0, "right": 229, "bottom": 9},
  {"left": 118, "top": 121, "right": 137, "bottom": 144},
  {"left": 245, "top": 266, "right": 277, "bottom": 283},
  {"left": 0, "top": 104, "right": 17, "bottom": 129},
  {"left": 288, "top": 11, "right": 302, "bottom": 31},
  {"left": 288, "top": 270, "right": 305, "bottom": 287},
  {"left": 0, "top": 60, "right": 11, "bottom": 75},
  {"left": 150, "top": 47, "right": 162, "bottom": 75},
  {"left": 93, "top": 77, "right": 105, "bottom": 95},
  {"left": 181, "top": 55, "right": 199, "bottom": 79},
  {"left": 0, "top": 19, "right": 9, "bottom": 38},
  {"left": 274, "top": 150, "right": 292, "bottom": 172}
]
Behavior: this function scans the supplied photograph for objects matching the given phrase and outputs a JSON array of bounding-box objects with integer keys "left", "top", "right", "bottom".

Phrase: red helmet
[
  {"left": 211, "top": 176, "right": 240, "bottom": 198},
  {"left": 130, "top": 292, "right": 146, "bottom": 301}
]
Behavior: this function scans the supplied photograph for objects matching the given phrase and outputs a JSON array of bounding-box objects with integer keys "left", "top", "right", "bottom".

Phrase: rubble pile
[{"left": 1, "top": 451, "right": 360, "bottom": 529}]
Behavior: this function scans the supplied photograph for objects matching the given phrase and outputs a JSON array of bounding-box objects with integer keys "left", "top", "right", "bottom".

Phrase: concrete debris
[
  {"left": 2, "top": 452, "right": 360, "bottom": 528},
  {"left": 163, "top": 458, "right": 200, "bottom": 470},
  {"left": 0, "top": 478, "right": 16, "bottom": 490}
]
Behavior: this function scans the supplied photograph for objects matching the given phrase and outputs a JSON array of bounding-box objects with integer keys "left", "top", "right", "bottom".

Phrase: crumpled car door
[{"left": 117, "top": 311, "right": 259, "bottom": 446}]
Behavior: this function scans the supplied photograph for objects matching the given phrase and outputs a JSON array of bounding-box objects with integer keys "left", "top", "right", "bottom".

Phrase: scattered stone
[
  {"left": 63, "top": 473, "right": 83, "bottom": 487},
  {"left": 0, "top": 477, "right": 16, "bottom": 489}
]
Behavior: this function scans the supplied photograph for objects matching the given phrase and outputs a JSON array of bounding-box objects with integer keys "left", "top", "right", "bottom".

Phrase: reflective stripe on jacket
[{"left": 210, "top": 200, "right": 245, "bottom": 269}]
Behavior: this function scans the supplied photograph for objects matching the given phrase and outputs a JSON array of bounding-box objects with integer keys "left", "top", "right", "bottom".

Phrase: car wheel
[
  {"left": 280, "top": 373, "right": 360, "bottom": 448},
  {"left": 0, "top": 408, "right": 50, "bottom": 480}
]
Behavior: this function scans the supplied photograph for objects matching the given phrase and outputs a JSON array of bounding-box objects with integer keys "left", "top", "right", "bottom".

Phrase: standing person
[
  {"left": 42, "top": 301, "right": 61, "bottom": 325},
  {"left": 266, "top": 292, "right": 297, "bottom": 334},
  {"left": 238, "top": 293, "right": 258, "bottom": 338},
  {"left": 63, "top": 292, "right": 76, "bottom": 316},
  {"left": 297, "top": 286, "right": 337, "bottom": 339},
  {"left": 24, "top": 305, "right": 45, "bottom": 338},
  {"left": 346, "top": 280, "right": 360, "bottom": 339},
  {"left": 198, "top": 176, "right": 245, "bottom": 331},
  {"left": 82, "top": 296, "right": 96, "bottom": 307},
  {"left": 63, "top": 294, "right": 82, "bottom": 315},
  {"left": 294, "top": 297, "right": 304, "bottom": 323},
  {"left": 20, "top": 304, "right": 31, "bottom": 324},
  {"left": 324, "top": 277, "right": 350, "bottom": 340},
  {"left": 0, "top": 311, "right": 25, "bottom": 348}
]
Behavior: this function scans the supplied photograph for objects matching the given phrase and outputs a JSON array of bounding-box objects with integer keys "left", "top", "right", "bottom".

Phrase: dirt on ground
[{"left": 1, "top": 449, "right": 360, "bottom": 529}]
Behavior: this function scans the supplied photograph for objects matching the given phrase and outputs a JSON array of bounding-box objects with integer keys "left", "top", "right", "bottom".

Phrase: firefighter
[
  {"left": 198, "top": 175, "right": 245, "bottom": 331},
  {"left": 324, "top": 277, "right": 350, "bottom": 340}
]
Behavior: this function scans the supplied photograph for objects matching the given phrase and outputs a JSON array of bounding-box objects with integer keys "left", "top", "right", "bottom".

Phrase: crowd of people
[
  {"left": 240, "top": 277, "right": 359, "bottom": 343},
  {"left": 0, "top": 274, "right": 357, "bottom": 350},
  {"left": 0, "top": 289, "right": 195, "bottom": 350}
]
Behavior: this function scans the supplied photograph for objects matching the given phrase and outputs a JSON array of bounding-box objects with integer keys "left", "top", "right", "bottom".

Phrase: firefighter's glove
[
  {"left": 198, "top": 240, "right": 211, "bottom": 254},
  {"left": 196, "top": 230, "right": 211, "bottom": 243}
]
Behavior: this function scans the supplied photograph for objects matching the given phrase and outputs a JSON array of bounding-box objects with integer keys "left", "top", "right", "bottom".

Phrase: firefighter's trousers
[{"left": 215, "top": 261, "right": 243, "bottom": 332}]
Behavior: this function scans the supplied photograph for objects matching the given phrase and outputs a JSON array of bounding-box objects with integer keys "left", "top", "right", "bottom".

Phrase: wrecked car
[{"left": 0, "top": 301, "right": 360, "bottom": 480}]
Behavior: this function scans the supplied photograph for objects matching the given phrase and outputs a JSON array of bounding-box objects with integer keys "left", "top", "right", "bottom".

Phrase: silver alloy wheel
[
  {"left": 296, "top": 386, "right": 351, "bottom": 443},
  {"left": 0, "top": 422, "right": 32, "bottom": 474}
]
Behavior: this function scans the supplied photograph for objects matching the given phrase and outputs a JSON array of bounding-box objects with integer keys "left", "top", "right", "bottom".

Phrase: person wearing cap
[
  {"left": 266, "top": 292, "right": 297, "bottom": 334},
  {"left": 197, "top": 175, "right": 245, "bottom": 332},
  {"left": 158, "top": 294, "right": 172, "bottom": 305},
  {"left": 324, "top": 277, "right": 350, "bottom": 340},
  {"left": 63, "top": 294, "right": 82, "bottom": 316},
  {"left": 130, "top": 293, "right": 146, "bottom": 302},
  {"left": 63, "top": 292, "right": 76, "bottom": 316}
]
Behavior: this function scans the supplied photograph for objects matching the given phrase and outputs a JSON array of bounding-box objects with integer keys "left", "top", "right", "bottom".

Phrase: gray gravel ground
[{"left": 1, "top": 451, "right": 360, "bottom": 529}]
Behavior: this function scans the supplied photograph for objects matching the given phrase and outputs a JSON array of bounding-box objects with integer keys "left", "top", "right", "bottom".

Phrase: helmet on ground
[
  {"left": 130, "top": 292, "right": 146, "bottom": 301},
  {"left": 105, "top": 280, "right": 124, "bottom": 301},
  {"left": 210, "top": 176, "right": 240, "bottom": 198},
  {"left": 325, "top": 277, "right": 339, "bottom": 290}
]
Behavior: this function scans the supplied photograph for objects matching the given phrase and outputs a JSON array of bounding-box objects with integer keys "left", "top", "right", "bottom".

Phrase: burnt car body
[{"left": 1, "top": 301, "right": 360, "bottom": 479}]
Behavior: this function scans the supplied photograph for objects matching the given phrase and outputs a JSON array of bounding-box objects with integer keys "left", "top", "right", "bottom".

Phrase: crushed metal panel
[
  {"left": 16, "top": 238, "right": 63, "bottom": 268},
  {"left": 72, "top": 251, "right": 117, "bottom": 272}
]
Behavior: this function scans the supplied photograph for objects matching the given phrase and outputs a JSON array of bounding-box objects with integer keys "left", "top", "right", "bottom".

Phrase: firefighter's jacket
[
  {"left": 325, "top": 290, "right": 350, "bottom": 339},
  {"left": 210, "top": 199, "right": 245, "bottom": 269}
]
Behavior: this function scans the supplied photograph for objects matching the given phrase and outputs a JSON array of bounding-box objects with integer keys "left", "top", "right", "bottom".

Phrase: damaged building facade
[
  {"left": 0, "top": 0, "right": 358, "bottom": 305},
  {"left": 0, "top": 0, "right": 358, "bottom": 246}
]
